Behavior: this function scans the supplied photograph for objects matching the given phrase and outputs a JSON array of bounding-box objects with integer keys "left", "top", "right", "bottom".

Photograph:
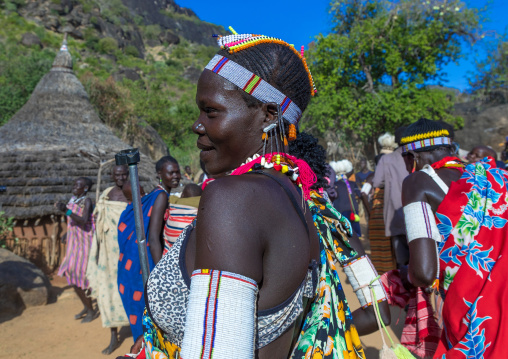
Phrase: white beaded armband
[
  {"left": 361, "top": 182, "right": 372, "bottom": 195},
  {"left": 403, "top": 201, "right": 442, "bottom": 243},
  {"left": 181, "top": 269, "right": 259, "bottom": 359},
  {"left": 343, "top": 255, "right": 387, "bottom": 308}
]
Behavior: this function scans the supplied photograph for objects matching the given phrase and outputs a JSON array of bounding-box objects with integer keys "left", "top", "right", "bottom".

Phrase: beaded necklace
[
  {"left": 157, "top": 184, "right": 169, "bottom": 195},
  {"left": 70, "top": 194, "right": 87, "bottom": 204},
  {"left": 202, "top": 152, "right": 317, "bottom": 200},
  {"left": 430, "top": 156, "right": 465, "bottom": 170}
]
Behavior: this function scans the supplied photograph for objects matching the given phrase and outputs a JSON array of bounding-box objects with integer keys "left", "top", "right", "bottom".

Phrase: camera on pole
[{"left": 115, "top": 148, "right": 150, "bottom": 285}]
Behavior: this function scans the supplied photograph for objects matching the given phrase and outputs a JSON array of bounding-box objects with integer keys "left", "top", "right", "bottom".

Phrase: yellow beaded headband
[{"left": 400, "top": 129, "right": 450, "bottom": 145}]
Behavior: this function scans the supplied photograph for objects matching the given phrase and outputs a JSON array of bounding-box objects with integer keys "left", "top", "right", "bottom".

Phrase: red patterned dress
[{"left": 434, "top": 158, "right": 508, "bottom": 358}]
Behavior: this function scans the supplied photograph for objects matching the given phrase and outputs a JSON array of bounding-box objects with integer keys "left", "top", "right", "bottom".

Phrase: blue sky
[{"left": 177, "top": 0, "right": 507, "bottom": 91}]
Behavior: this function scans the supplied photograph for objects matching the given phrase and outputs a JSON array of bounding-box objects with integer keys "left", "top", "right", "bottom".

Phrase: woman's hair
[
  {"left": 378, "top": 132, "right": 396, "bottom": 150},
  {"left": 212, "top": 39, "right": 326, "bottom": 188},
  {"left": 156, "top": 155, "right": 179, "bottom": 172},
  {"left": 330, "top": 160, "right": 353, "bottom": 175},
  {"left": 288, "top": 132, "right": 328, "bottom": 189},
  {"left": 217, "top": 43, "right": 312, "bottom": 112},
  {"left": 77, "top": 176, "right": 93, "bottom": 190}
]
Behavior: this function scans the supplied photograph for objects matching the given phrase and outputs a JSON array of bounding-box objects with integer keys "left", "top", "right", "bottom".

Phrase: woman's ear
[{"left": 262, "top": 102, "right": 278, "bottom": 124}]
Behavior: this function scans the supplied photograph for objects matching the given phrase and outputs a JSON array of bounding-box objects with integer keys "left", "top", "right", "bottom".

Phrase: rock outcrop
[
  {"left": 18, "top": 0, "right": 224, "bottom": 60},
  {"left": 0, "top": 249, "right": 51, "bottom": 318},
  {"left": 20, "top": 32, "right": 42, "bottom": 48},
  {"left": 454, "top": 102, "right": 508, "bottom": 153}
]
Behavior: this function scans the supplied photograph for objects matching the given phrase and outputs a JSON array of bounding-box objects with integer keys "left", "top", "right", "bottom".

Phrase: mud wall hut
[{"left": 0, "top": 38, "right": 158, "bottom": 272}]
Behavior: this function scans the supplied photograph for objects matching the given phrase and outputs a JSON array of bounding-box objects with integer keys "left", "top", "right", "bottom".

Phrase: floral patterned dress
[
  {"left": 291, "top": 192, "right": 365, "bottom": 359},
  {"left": 434, "top": 158, "right": 508, "bottom": 358}
]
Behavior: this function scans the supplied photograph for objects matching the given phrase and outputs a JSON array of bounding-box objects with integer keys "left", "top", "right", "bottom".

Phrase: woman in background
[
  {"left": 55, "top": 177, "right": 96, "bottom": 323},
  {"left": 117, "top": 156, "right": 181, "bottom": 341}
]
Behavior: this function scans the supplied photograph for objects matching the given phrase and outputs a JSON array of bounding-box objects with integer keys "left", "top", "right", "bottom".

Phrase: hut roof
[{"left": 0, "top": 37, "right": 158, "bottom": 219}]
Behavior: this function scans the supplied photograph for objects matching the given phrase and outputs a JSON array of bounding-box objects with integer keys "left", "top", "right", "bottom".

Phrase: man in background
[
  {"left": 372, "top": 127, "right": 409, "bottom": 268},
  {"left": 86, "top": 164, "right": 130, "bottom": 355}
]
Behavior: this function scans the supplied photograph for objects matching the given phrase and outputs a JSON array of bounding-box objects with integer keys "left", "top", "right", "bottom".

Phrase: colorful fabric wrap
[
  {"left": 117, "top": 188, "right": 162, "bottom": 340},
  {"left": 180, "top": 269, "right": 258, "bottom": 359},
  {"left": 342, "top": 255, "right": 387, "bottom": 308},
  {"left": 291, "top": 192, "right": 365, "bottom": 359},
  {"left": 433, "top": 157, "right": 508, "bottom": 358},
  {"left": 142, "top": 307, "right": 180, "bottom": 359},
  {"left": 380, "top": 270, "right": 441, "bottom": 358},
  {"left": 205, "top": 54, "right": 302, "bottom": 125},
  {"left": 401, "top": 136, "right": 452, "bottom": 154}
]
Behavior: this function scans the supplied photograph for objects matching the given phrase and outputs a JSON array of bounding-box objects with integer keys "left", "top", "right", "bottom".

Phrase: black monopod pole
[{"left": 115, "top": 148, "right": 150, "bottom": 285}]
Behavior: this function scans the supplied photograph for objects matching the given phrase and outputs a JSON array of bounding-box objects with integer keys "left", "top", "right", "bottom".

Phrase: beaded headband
[
  {"left": 214, "top": 32, "right": 317, "bottom": 96},
  {"left": 401, "top": 137, "right": 452, "bottom": 154},
  {"left": 400, "top": 129, "right": 450, "bottom": 144},
  {"left": 205, "top": 54, "right": 303, "bottom": 125}
]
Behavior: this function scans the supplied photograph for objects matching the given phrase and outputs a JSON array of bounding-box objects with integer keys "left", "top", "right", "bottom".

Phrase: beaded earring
[
  {"left": 412, "top": 158, "right": 417, "bottom": 173},
  {"left": 276, "top": 104, "right": 289, "bottom": 150},
  {"left": 288, "top": 124, "right": 297, "bottom": 141},
  {"left": 261, "top": 123, "right": 276, "bottom": 167}
]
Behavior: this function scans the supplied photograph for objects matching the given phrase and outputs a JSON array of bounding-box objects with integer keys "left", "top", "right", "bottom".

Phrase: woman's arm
[
  {"left": 342, "top": 234, "right": 391, "bottom": 334},
  {"left": 147, "top": 192, "right": 168, "bottom": 265},
  {"left": 181, "top": 178, "right": 264, "bottom": 359},
  {"left": 401, "top": 173, "right": 439, "bottom": 287},
  {"left": 57, "top": 198, "right": 92, "bottom": 226}
]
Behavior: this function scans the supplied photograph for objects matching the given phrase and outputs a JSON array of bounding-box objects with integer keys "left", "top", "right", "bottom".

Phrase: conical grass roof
[{"left": 0, "top": 38, "right": 158, "bottom": 219}]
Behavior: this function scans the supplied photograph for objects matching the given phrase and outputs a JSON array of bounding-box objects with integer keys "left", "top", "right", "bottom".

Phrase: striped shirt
[{"left": 163, "top": 196, "right": 199, "bottom": 254}]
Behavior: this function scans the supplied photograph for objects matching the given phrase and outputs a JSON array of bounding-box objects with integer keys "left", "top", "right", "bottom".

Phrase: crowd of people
[
  {"left": 55, "top": 157, "right": 202, "bottom": 354},
  {"left": 52, "top": 30, "right": 508, "bottom": 359}
]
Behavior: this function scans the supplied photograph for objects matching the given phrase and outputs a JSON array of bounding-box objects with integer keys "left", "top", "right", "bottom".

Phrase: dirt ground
[{"left": 0, "top": 219, "right": 406, "bottom": 359}]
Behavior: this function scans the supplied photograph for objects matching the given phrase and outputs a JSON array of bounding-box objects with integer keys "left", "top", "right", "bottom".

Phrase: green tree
[
  {"left": 303, "top": 0, "right": 482, "bottom": 147},
  {"left": 0, "top": 44, "right": 54, "bottom": 126}
]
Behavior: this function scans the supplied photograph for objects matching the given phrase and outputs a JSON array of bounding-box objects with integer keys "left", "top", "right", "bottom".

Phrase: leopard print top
[{"left": 145, "top": 222, "right": 318, "bottom": 348}]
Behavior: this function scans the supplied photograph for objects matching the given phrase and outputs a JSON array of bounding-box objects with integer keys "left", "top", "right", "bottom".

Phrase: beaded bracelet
[{"left": 65, "top": 209, "right": 72, "bottom": 216}]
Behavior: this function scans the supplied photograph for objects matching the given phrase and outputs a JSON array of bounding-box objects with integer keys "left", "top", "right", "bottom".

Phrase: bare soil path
[{"left": 0, "top": 276, "right": 133, "bottom": 359}]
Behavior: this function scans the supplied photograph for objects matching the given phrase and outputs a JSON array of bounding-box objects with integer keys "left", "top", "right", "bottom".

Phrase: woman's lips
[{"left": 196, "top": 141, "right": 214, "bottom": 151}]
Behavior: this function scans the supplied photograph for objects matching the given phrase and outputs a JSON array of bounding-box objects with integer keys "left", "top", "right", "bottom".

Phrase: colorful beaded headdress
[
  {"left": 205, "top": 28, "right": 317, "bottom": 125},
  {"left": 400, "top": 118, "right": 452, "bottom": 154}
]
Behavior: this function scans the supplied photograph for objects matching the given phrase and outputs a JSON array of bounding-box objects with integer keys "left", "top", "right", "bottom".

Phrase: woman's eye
[{"left": 204, "top": 107, "right": 217, "bottom": 114}]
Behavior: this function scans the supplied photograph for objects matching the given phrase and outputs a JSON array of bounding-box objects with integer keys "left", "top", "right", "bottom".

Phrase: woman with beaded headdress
[
  {"left": 127, "top": 31, "right": 391, "bottom": 359},
  {"left": 396, "top": 118, "right": 508, "bottom": 357}
]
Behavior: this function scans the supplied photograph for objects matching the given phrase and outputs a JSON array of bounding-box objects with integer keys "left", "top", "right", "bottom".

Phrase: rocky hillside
[
  {"left": 0, "top": 0, "right": 225, "bottom": 167},
  {"left": 17, "top": 0, "right": 223, "bottom": 57},
  {"left": 454, "top": 101, "right": 508, "bottom": 153}
]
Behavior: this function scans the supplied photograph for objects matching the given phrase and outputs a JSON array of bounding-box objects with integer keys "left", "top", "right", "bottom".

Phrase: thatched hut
[{"left": 0, "top": 37, "right": 158, "bottom": 272}]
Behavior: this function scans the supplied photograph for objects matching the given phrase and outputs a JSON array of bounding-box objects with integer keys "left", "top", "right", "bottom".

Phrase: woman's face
[
  {"left": 193, "top": 70, "right": 266, "bottom": 177},
  {"left": 159, "top": 162, "right": 181, "bottom": 189},
  {"left": 72, "top": 179, "right": 87, "bottom": 197}
]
